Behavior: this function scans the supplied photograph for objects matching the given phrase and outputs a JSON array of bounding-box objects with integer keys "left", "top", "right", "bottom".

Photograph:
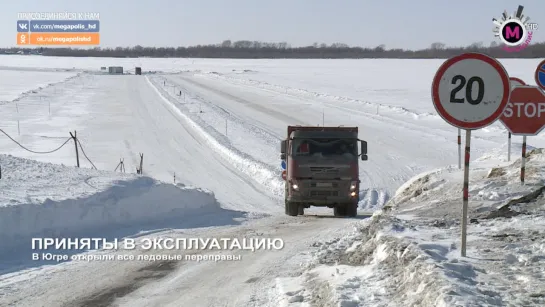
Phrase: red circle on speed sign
[{"left": 432, "top": 53, "right": 511, "bottom": 130}]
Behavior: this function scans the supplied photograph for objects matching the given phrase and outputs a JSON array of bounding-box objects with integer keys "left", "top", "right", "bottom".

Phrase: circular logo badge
[{"left": 500, "top": 19, "right": 527, "bottom": 46}]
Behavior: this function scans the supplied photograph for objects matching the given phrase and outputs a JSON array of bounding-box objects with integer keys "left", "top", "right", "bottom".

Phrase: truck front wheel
[
  {"left": 346, "top": 203, "right": 358, "bottom": 217},
  {"left": 333, "top": 206, "right": 346, "bottom": 217},
  {"left": 285, "top": 201, "right": 299, "bottom": 216},
  {"left": 334, "top": 203, "right": 358, "bottom": 217}
]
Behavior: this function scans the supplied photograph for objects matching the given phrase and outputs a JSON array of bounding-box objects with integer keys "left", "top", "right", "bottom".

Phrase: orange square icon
[{"left": 17, "top": 32, "right": 30, "bottom": 45}]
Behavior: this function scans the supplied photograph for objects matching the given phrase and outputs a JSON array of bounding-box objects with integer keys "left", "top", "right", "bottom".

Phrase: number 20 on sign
[
  {"left": 432, "top": 53, "right": 510, "bottom": 129},
  {"left": 431, "top": 53, "right": 511, "bottom": 257}
]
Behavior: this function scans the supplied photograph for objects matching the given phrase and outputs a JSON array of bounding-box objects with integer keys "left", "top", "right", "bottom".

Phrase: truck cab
[{"left": 280, "top": 126, "right": 368, "bottom": 217}]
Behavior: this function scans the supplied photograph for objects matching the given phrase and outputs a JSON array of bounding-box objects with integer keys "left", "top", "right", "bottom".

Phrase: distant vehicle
[{"left": 280, "top": 125, "right": 368, "bottom": 217}]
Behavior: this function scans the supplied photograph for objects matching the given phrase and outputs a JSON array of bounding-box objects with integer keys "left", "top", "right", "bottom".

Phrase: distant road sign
[
  {"left": 432, "top": 53, "right": 510, "bottom": 130},
  {"left": 535, "top": 60, "right": 545, "bottom": 91},
  {"left": 509, "top": 77, "right": 526, "bottom": 88},
  {"left": 281, "top": 160, "right": 286, "bottom": 170},
  {"left": 499, "top": 86, "right": 545, "bottom": 135}
]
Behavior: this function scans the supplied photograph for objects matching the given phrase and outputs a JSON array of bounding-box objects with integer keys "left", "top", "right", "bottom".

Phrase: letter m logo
[{"left": 505, "top": 25, "right": 520, "bottom": 39}]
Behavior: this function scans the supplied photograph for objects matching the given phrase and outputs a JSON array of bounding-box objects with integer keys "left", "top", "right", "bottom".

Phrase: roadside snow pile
[
  {"left": 146, "top": 76, "right": 284, "bottom": 198},
  {"left": 0, "top": 154, "right": 223, "bottom": 256},
  {"left": 271, "top": 212, "right": 459, "bottom": 306},
  {"left": 384, "top": 147, "right": 545, "bottom": 306},
  {"left": 389, "top": 146, "right": 545, "bottom": 219},
  {"left": 273, "top": 147, "right": 545, "bottom": 306}
]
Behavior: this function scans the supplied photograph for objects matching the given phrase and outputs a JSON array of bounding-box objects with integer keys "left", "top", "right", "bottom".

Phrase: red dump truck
[{"left": 280, "top": 125, "right": 368, "bottom": 217}]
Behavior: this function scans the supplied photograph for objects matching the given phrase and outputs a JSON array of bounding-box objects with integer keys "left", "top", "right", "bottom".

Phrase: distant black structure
[
  {"left": 108, "top": 66, "right": 123, "bottom": 74},
  {"left": 1, "top": 40, "right": 544, "bottom": 58},
  {"left": 135, "top": 67, "right": 142, "bottom": 75}
]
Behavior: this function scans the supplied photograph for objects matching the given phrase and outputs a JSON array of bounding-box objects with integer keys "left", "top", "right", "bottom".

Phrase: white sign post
[
  {"left": 457, "top": 128, "right": 461, "bottom": 169},
  {"left": 508, "top": 132, "right": 511, "bottom": 162},
  {"left": 432, "top": 53, "right": 510, "bottom": 257}
]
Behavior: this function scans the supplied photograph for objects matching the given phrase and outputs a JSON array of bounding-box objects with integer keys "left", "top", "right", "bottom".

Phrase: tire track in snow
[
  {"left": 359, "top": 189, "right": 390, "bottom": 210},
  {"left": 71, "top": 261, "right": 179, "bottom": 307}
]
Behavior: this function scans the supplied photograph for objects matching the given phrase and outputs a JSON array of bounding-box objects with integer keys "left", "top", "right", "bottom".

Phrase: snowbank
[
  {"left": 389, "top": 146, "right": 545, "bottom": 218},
  {"left": 271, "top": 147, "right": 545, "bottom": 306},
  {"left": 270, "top": 212, "right": 455, "bottom": 306},
  {"left": 146, "top": 75, "right": 285, "bottom": 198},
  {"left": 0, "top": 154, "right": 235, "bottom": 257}
]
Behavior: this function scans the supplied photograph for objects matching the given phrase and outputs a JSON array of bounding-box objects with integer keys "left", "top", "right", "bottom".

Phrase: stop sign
[{"left": 499, "top": 86, "right": 545, "bottom": 135}]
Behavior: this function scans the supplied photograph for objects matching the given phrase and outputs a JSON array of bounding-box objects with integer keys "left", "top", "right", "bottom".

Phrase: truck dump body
[
  {"left": 287, "top": 126, "right": 358, "bottom": 136},
  {"left": 281, "top": 126, "right": 367, "bottom": 217}
]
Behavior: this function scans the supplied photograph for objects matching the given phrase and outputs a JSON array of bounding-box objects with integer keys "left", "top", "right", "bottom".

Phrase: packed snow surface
[{"left": 0, "top": 56, "right": 544, "bottom": 306}]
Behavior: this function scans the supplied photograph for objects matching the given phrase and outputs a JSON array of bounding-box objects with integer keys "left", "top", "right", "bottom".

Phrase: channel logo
[{"left": 492, "top": 5, "right": 538, "bottom": 52}]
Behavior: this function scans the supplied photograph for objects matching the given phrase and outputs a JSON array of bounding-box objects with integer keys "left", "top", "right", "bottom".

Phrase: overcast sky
[{"left": 3, "top": 0, "right": 545, "bottom": 49}]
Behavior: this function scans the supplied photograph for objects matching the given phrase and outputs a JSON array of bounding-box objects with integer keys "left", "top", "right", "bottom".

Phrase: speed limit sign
[{"left": 432, "top": 53, "right": 511, "bottom": 129}]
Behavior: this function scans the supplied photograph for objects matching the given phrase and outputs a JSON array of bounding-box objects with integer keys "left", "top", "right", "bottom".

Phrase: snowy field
[{"left": 0, "top": 55, "right": 544, "bottom": 306}]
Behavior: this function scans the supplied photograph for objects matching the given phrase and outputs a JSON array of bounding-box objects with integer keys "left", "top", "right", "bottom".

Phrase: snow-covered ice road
[
  {"left": 0, "top": 72, "right": 365, "bottom": 307},
  {"left": 2, "top": 215, "right": 363, "bottom": 307},
  {"left": 90, "top": 74, "right": 280, "bottom": 213},
  {"left": 166, "top": 72, "right": 469, "bottom": 208},
  {"left": 0, "top": 65, "right": 514, "bottom": 306}
]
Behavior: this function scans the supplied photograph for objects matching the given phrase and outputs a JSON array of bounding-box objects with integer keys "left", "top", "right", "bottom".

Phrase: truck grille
[
  {"left": 310, "top": 182, "right": 339, "bottom": 188},
  {"left": 309, "top": 167, "right": 337, "bottom": 173},
  {"left": 310, "top": 190, "right": 339, "bottom": 197}
]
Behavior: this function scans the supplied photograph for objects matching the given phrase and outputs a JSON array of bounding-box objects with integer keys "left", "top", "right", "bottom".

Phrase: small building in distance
[
  {"left": 108, "top": 66, "right": 123, "bottom": 74},
  {"left": 135, "top": 67, "right": 142, "bottom": 75}
]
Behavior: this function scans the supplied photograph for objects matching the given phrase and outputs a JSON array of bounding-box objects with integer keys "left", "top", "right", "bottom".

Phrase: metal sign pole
[{"left": 461, "top": 129, "right": 471, "bottom": 257}]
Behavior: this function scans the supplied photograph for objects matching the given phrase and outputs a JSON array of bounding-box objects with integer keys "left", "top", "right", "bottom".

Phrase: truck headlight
[
  {"left": 350, "top": 185, "right": 356, "bottom": 190},
  {"left": 292, "top": 184, "right": 299, "bottom": 190},
  {"left": 350, "top": 191, "right": 357, "bottom": 197}
]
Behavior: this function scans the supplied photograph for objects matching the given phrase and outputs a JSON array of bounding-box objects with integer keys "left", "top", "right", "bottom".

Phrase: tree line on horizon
[{"left": 2, "top": 40, "right": 544, "bottom": 58}]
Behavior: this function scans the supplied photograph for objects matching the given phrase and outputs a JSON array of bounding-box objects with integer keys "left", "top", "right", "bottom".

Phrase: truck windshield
[{"left": 292, "top": 138, "right": 357, "bottom": 157}]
